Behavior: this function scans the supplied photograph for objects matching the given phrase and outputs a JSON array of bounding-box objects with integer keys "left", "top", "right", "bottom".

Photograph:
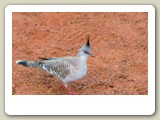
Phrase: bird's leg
[
  {"left": 65, "top": 84, "right": 77, "bottom": 95},
  {"left": 67, "top": 86, "right": 77, "bottom": 95}
]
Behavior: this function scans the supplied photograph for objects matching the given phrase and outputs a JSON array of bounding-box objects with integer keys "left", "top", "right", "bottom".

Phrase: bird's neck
[{"left": 77, "top": 53, "right": 88, "bottom": 67}]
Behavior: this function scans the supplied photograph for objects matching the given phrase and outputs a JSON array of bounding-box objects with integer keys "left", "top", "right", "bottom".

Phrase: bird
[{"left": 16, "top": 35, "right": 94, "bottom": 95}]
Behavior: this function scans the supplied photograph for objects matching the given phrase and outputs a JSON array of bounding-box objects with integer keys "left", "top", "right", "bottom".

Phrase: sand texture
[{"left": 12, "top": 12, "right": 148, "bottom": 95}]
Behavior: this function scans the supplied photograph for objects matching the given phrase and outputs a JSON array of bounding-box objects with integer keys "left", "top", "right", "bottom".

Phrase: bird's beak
[{"left": 89, "top": 50, "right": 94, "bottom": 57}]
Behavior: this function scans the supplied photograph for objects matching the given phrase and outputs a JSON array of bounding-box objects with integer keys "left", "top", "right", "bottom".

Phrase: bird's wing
[{"left": 42, "top": 58, "right": 71, "bottom": 79}]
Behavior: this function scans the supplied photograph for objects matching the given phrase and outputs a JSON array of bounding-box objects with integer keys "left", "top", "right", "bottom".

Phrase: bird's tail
[{"left": 16, "top": 60, "right": 43, "bottom": 68}]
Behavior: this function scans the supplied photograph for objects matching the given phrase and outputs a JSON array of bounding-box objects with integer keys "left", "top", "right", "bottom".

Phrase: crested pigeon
[{"left": 16, "top": 36, "right": 94, "bottom": 95}]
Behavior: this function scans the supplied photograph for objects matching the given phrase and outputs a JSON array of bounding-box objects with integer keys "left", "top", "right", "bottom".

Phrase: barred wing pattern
[{"left": 42, "top": 59, "right": 70, "bottom": 79}]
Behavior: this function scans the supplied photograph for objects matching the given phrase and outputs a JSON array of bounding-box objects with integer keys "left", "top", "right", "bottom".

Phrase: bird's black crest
[{"left": 86, "top": 35, "right": 90, "bottom": 46}]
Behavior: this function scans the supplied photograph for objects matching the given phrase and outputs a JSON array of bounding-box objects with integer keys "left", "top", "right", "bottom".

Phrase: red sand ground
[{"left": 12, "top": 12, "right": 148, "bottom": 95}]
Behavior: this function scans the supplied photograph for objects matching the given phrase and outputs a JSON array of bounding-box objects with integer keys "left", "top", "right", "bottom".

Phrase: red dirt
[{"left": 12, "top": 12, "right": 148, "bottom": 95}]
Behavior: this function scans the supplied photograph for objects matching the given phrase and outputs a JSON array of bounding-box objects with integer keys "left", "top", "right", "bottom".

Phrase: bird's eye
[{"left": 84, "top": 50, "right": 89, "bottom": 55}]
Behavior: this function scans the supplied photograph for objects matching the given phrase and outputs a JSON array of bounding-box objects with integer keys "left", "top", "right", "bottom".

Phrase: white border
[{"left": 5, "top": 5, "right": 155, "bottom": 115}]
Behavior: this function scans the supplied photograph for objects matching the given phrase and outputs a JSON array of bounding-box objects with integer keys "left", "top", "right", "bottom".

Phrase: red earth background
[{"left": 12, "top": 12, "right": 148, "bottom": 95}]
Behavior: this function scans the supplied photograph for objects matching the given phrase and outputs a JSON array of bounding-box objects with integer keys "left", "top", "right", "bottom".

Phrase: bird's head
[{"left": 78, "top": 35, "right": 94, "bottom": 57}]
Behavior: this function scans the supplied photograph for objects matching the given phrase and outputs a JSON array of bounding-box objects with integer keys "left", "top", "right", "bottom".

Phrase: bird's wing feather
[
  {"left": 42, "top": 58, "right": 71, "bottom": 79},
  {"left": 38, "top": 57, "right": 58, "bottom": 60}
]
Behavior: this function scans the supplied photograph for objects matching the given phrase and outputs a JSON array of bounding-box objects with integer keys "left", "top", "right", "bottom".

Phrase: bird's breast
[{"left": 64, "top": 63, "right": 87, "bottom": 82}]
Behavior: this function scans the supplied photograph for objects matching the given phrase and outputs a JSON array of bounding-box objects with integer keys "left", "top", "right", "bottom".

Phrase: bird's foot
[{"left": 67, "top": 87, "right": 77, "bottom": 95}]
